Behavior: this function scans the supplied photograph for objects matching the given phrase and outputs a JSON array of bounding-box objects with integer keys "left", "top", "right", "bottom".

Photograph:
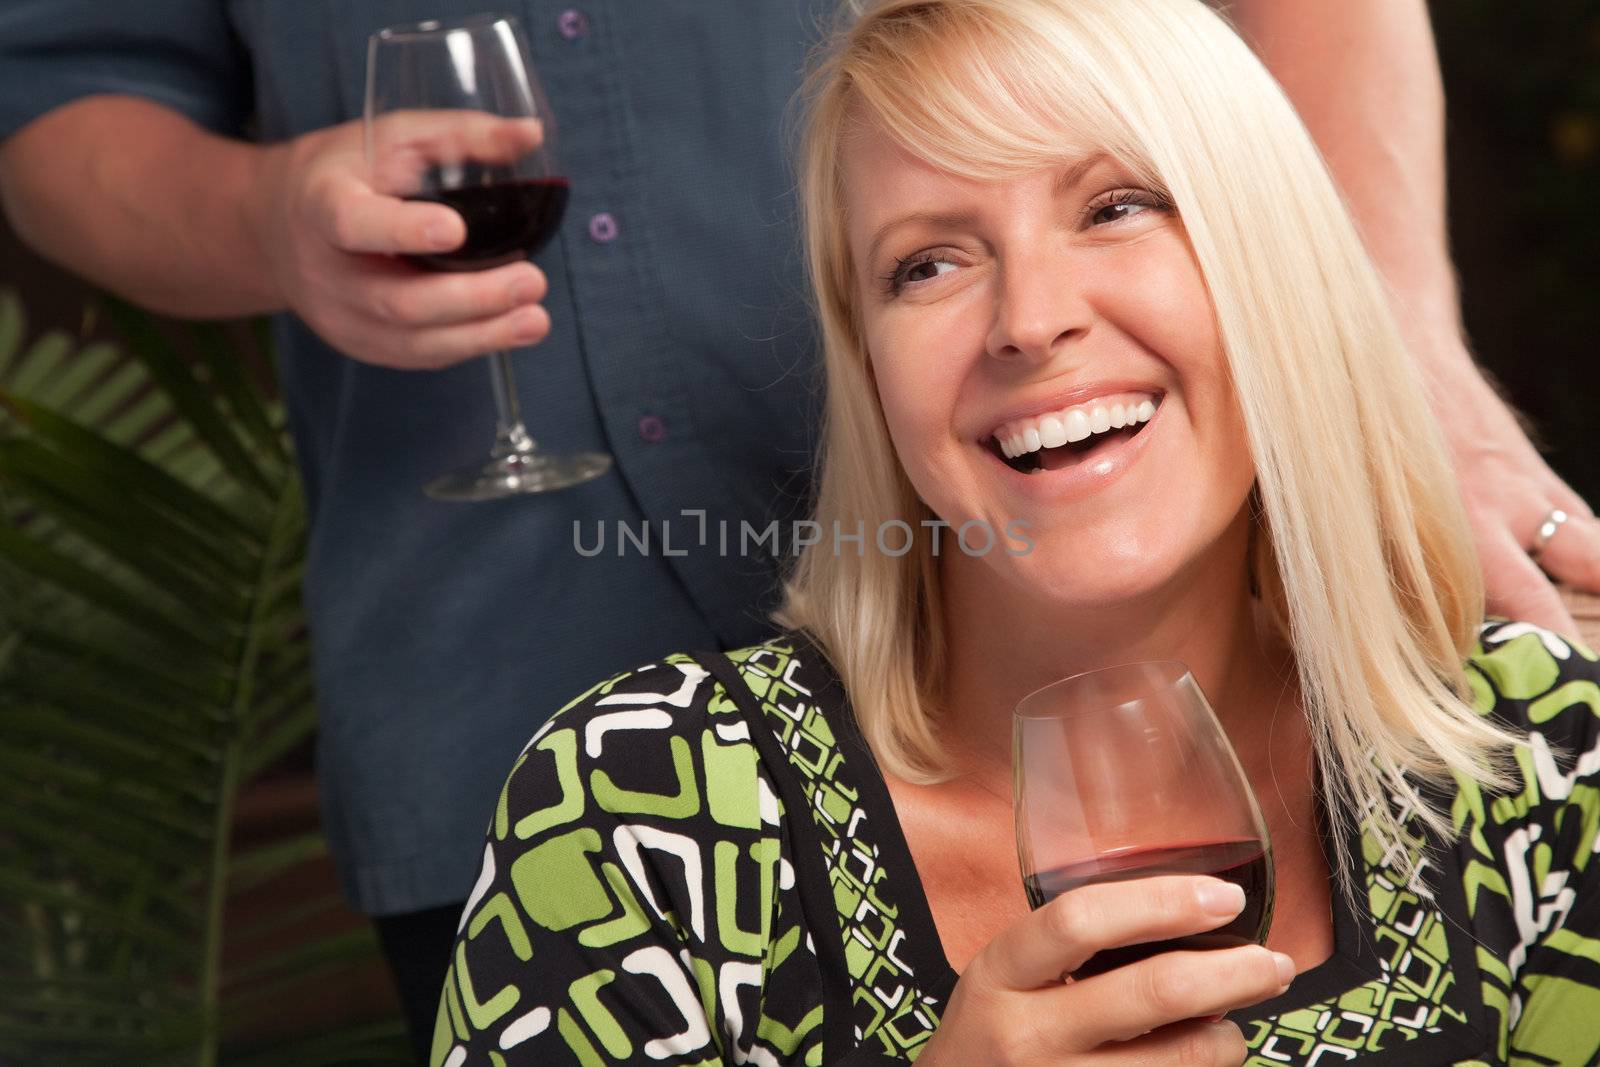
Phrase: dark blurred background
[{"left": 1432, "top": 1, "right": 1600, "bottom": 499}]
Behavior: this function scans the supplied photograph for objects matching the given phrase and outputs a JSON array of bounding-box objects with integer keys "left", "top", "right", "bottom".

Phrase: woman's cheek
[{"left": 869, "top": 334, "right": 929, "bottom": 437}]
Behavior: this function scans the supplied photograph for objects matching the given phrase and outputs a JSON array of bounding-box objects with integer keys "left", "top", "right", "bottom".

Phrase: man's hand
[
  {"left": 0, "top": 97, "right": 552, "bottom": 368},
  {"left": 1437, "top": 348, "right": 1600, "bottom": 633},
  {"left": 253, "top": 113, "right": 551, "bottom": 370},
  {"left": 1230, "top": 0, "right": 1600, "bottom": 636}
]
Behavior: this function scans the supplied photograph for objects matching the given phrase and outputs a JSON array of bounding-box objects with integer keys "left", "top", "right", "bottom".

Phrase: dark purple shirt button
[
  {"left": 588, "top": 212, "right": 618, "bottom": 243},
  {"left": 557, "top": 9, "right": 588, "bottom": 40},
  {"left": 637, "top": 415, "right": 667, "bottom": 443}
]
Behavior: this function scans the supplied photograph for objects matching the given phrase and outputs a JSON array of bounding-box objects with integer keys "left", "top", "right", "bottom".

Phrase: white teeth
[{"left": 992, "top": 393, "right": 1160, "bottom": 461}]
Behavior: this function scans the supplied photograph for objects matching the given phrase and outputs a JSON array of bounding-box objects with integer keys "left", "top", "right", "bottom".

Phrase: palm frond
[{"left": 0, "top": 291, "right": 407, "bottom": 1065}]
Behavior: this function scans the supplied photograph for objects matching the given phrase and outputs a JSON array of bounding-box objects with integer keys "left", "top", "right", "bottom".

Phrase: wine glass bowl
[
  {"left": 365, "top": 14, "right": 612, "bottom": 500},
  {"left": 404, "top": 173, "right": 570, "bottom": 273},
  {"left": 1013, "top": 661, "right": 1274, "bottom": 978}
]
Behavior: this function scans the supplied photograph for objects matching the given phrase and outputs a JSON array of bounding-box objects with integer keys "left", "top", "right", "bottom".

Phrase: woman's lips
[{"left": 987, "top": 399, "right": 1163, "bottom": 502}]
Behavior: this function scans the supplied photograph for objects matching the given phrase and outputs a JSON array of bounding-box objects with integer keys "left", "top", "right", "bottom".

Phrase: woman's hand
[
  {"left": 252, "top": 113, "right": 551, "bottom": 370},
  {"left": 918, "top": 876, "right": 1292, "bottom": 1066}
]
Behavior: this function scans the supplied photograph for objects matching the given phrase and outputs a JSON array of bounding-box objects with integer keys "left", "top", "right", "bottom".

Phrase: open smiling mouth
[{"left": 986, "top": 395, "right": 1161, "bottom": 474}]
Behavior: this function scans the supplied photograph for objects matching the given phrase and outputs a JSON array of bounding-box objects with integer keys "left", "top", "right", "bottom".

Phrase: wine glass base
[{"left": 424, "top": 449, "right": 612, "bottom": 501}]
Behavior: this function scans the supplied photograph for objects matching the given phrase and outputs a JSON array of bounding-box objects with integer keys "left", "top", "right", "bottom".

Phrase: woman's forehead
[
  {"left": 840, "top": 115, "right": 1118, "bottom": 251},
  {"left": 840, "top": 104, "right": 1111, "bottom": 197}
]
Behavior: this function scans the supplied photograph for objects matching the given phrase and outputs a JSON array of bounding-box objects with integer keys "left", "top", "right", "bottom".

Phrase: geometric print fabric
[
  {"left": 1240, "top": 619, "right": 1600, "bottom": 1066},
  {"left": 429, "top": 652, "right": 825, "bottom": 1065},
  {"left": 432, "top": 621, "right": 1600, "bottom": 1065}
]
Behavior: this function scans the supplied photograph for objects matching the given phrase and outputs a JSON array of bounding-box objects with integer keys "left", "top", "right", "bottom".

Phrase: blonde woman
[{"left": 428, "top": 1, "right": 1600, "bottom": 1064}]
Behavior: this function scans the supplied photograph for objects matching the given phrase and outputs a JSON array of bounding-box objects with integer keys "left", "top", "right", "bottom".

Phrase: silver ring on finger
[{"left": 1529, "top": 507, "right": 1570, "bottom": 561}]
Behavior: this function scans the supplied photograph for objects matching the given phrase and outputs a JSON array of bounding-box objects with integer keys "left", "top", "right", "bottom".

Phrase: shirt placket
[{"left": 528, "top": 0, "right": 773, "bottom": 646}]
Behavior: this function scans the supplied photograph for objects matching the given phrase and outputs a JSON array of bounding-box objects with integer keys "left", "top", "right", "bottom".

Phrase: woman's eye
[
  {"left": 1086, "top": 189, "right": 1170, "bottom": 227},
  {"left": 904, "top": 258, "right": 954, "bottom": 284},
  {"left": 886, "top": 254, "right": 957, "bottom": 294},
  {"left": 1091, "top": 202, "right": 1151, "bottom": 225}
]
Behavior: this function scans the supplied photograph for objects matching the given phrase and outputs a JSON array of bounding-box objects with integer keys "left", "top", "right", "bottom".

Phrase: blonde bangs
[{"left": 832, "top": 0, "right": 1156, "bottom": 187}]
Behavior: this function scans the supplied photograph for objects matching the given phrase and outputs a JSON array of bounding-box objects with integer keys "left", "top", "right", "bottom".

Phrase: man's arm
[
  {"left": 1229, "top": 0, "right": 1457, "bottom": 364},
  {"left": 0, "top": 95, "right": 549, "bottom": 368},
  {"left": 0, "top": 96, "right": 281, "bottom": 318},
  {"left": 1230, "top": 0, "right": 1600, "bottom": 629}
]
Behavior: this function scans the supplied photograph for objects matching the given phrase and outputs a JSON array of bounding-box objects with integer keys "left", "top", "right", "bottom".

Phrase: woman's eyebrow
[
  {"left": 865, "top": 209, "right": 978, "bottom": 266},
  {"left": 1054, "top": 152, "right": 1110, "bottom": 195},
  {"left": 863, "top": 153, "right": 1111, "bottom": 265}
]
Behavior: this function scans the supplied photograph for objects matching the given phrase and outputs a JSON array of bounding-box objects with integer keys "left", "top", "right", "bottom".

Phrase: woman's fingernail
[
  {"left": 1273, "top": 952, "right": 1296, "bottom": 987},
  {"left": 511, "top": 277, "right": 541, "bottom": 305},
  {"left": 1199, "top": 881, "right": 1246, "bottom": 916}
]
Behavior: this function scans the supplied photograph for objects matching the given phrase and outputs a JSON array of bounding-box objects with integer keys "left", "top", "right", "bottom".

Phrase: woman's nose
[{"left": 983, "top": 251, "right": 1092, "bottom": 366}]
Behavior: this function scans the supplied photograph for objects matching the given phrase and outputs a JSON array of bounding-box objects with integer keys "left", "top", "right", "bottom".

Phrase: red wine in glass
[
  {"left": 1023, "top": 838, "right": 1274, "bottom": 979},
  {"left": 1014, "top": 661, "right": 1275, "bottom": 982},
  {"left": 365, "top": 14, "right": 612, "bottom": 500},
  {"left": 405, "top": 176, "right": 570, "bottom": 272}
]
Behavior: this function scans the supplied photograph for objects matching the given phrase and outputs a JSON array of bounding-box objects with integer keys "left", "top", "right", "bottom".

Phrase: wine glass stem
[{"left": 486, "top": 350, "right": 538, "bottom": 458}]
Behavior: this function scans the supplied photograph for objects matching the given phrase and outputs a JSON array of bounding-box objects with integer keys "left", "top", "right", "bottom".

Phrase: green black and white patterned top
[{"left": 429, "top": 619, "right": 1600, "bottom": 1066}]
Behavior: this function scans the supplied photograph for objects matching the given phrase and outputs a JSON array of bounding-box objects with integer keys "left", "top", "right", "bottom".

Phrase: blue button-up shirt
[{"left": 0, "top": 0, "right": 830, "bottom": 915}]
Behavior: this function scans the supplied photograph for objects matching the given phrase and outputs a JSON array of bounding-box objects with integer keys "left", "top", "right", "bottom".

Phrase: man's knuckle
[
  {"left": 481, "top": 276, "right": 514, "bottom": 315},
  {"left": 392, "top": 289, "right": 427, "bottom": 325},
  {"left": 327, "top": 200, "right": 362, "bottom": 248},
  {"left": 371, "top": 287, "right": 403, "bottom": 323}
]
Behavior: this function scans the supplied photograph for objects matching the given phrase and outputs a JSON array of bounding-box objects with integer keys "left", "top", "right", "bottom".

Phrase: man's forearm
[
  {"left": 0, "top": 95, "right": 287, "bottom": 319},
  {"left": 1230, "top": 0, "right": 1479, "bottom": 391}
]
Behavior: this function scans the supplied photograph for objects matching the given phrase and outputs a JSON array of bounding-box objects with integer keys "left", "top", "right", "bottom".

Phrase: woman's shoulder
[
  {"left": 1452, "top": 617, "right": 1600, "bottom": 881},
  {"left": 449, "top": 638, "right": 835, "bottom": 1065},
  {"left": 499, "top": 632, "right": 835, "bottom": 831},
  {"left": 522, "top": 631, "right": 832, "bottom": 742},
  {"left": 1464, "top": 616, "right": 1600, "bottom": 750}
]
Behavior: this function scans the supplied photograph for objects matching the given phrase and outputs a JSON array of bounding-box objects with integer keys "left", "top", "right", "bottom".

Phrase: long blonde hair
[{"left": 776, "top": 0, "right": 1519, "bottom": 897}]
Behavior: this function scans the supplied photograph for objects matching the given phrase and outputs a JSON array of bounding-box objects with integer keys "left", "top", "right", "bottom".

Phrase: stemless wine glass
[
  {"left": 1014, "top": 661, "right": 1274, "bottom": 979},
  {"left": 365, "top": 13, "right": 612, "bottom": 501}
]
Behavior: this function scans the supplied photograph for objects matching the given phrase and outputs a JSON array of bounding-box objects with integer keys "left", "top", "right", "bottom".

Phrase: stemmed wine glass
[
  {"left": 1013, "top": 661, "right": 1275, "bottom": 978},
  {"left": 366, "top": 13, "right": 612, "bottom": 501}
]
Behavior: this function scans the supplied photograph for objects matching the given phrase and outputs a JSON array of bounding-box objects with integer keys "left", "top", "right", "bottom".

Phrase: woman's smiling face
[{"left": 841, "top": 117, "right": 1259, "bottom": 608}]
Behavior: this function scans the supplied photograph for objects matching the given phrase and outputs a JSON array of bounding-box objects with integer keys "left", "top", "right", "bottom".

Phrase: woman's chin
[{"left": 991, "top": 552, "right": 1178, "bottom": 614}]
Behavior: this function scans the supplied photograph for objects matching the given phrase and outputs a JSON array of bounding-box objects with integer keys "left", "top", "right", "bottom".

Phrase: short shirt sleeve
[
  {"left": 0, "top": 0, "right": 251, "bottom": 141},
  {"left": 1463, "top": 620, "right": 1600, "bottom": 1065}
]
